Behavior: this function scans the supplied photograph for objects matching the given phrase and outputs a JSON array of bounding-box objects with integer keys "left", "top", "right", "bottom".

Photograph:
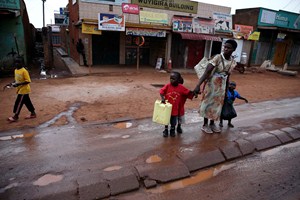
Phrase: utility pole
[{"left": 42, "top": 0, "right": 46, "bottom": 27}]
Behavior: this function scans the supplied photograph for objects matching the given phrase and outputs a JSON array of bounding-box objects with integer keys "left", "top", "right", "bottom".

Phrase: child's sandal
[{"left": 7, "top": 117, "right": 17, "bottom": 122}]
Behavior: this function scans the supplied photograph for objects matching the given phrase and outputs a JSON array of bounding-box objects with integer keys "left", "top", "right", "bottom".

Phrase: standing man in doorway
[{"left": 76, "top": 38, "right": 88, "bottom": 66}]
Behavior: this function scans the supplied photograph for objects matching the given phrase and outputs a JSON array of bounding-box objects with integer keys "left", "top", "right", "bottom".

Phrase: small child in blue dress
[{"left": 219, "top": 81, "right": 248, "bottom": 128}]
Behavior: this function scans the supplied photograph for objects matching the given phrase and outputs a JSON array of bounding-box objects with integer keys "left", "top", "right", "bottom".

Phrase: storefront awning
[{"left": 178, "top": 32, "right": 222, "bottom": 42}]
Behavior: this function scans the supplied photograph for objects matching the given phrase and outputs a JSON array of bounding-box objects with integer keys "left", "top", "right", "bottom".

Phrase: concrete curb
[{"left": 73, "top": 125, "right": 300, "bottom": 199}]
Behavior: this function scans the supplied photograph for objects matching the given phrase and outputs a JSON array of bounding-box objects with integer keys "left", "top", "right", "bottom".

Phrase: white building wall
[{"left": 78, "top": 1, "right": 231, "bottom": 23}]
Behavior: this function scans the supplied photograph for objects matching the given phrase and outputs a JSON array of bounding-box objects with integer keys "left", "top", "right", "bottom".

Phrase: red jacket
[{"left": 160, "top": 83, "right": 192, "bottom": 116}]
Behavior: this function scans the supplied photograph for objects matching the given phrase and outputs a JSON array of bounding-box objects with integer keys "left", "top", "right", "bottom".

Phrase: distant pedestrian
[
  {"left": 219, "top": 81, "right": 248, "bottom": 128},
  {"left": 76, "top": 38, "right": 88, "bottom": 66},
  {"left": 160, "top": 71, "right": 194, "bottom": 137},
  {"left": 5, "top": 56, "right": 36, "bottom": 122}
]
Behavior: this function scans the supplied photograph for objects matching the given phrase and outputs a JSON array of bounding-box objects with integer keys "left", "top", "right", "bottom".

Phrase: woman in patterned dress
[{"left": 193, "top": 40, "right": 237, "bottom": 134}]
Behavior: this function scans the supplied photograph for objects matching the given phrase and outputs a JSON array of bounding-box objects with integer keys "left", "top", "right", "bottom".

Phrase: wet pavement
[
  {"left": 1, "top": 52, "right": 300, "bottom": 199},
  {"left": 0, "top": 96, "right": 300, "bottom": 199}
]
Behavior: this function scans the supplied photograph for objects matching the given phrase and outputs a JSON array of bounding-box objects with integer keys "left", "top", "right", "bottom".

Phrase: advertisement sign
[
  {"left": 81, "top": 0, "right": 128, "bottom": 5},
  {"left": 258, "top": 9, "right": 300, "bottom": 30},
  {"left": 54, "top": 13, "right": 69, "bottom": 26},
  {"left": 126, "top": 28, "right": 166, "bottom": 37},
  {"left": 234, "top": 24, "right": 253, "bottom": 39},
  {"left": 131, "top": 0, "right": 198, "bottom": 14},
  {"left": 0, "top": 0, "right": 20, "bottom": 9},
  {"left": 248, "top": 31, "right": 260, "bottom": 41},
  {"left": 172, "top": 16, "right": 192, "bottom": 32},
  {"left": 140, "top": 11, "right": 168, "bottom": 24},
  {"left": 82, "top": 23, "right": 102, "bottom": 35},
  {"left": 98, "top": 13, "right": 125, "bottom": 31},
  {"left": 213, "top": 12, "right": 232, "bottom": 33},
  {"left": 122, "top": 3, "right": 139, "bottom": 14},
  {"left": 192, "top": 18, "right": 214, "bottom": 34}
]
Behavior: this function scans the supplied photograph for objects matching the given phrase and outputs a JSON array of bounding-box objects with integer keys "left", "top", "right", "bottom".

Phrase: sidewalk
[{"left": 57, "top": 47, "right": 196, "bottom": 76}]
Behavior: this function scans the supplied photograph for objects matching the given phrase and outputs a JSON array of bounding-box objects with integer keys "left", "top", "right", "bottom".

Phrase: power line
[{"left": 283, "top": 0, "right": 295, "bottom": 9}]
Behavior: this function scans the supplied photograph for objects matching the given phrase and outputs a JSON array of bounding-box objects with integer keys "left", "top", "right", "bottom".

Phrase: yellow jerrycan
[{"left": 152, "top": 100, "right": 172, "bottom": 125}]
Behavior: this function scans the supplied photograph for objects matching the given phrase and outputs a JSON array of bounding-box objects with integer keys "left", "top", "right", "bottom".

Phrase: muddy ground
[{"left": 0, "top": 67, "right": 300, "bottom": 132}]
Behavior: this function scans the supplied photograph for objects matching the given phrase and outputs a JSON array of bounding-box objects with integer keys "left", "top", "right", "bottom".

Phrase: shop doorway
[
  {"left": 186, "top": 40, "right": 205, "bottom": 68},
  {"left": 273, "top": 42, "right": 288, "bottom": 66},
  {"left": 92, "top": 31, "right": 120, "bottom": 65}
]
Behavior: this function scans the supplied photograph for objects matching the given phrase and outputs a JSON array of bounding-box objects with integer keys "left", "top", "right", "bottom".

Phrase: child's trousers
[{"left": 13, "top": 94, "right": 35, "bottom": 116}]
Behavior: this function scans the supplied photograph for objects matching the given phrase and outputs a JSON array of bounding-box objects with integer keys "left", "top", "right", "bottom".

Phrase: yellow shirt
[{"left": 15, "top": 67, "right": 31, "bottom": 94}]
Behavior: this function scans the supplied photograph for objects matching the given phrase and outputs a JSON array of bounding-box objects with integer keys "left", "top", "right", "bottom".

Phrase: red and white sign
[{"left": 122, "top": 3, "right": 139, "bottom": 14}]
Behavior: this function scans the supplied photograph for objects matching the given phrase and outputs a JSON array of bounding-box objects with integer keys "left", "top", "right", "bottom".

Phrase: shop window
[{"left": 109, "top": 5, "right": 113, "bottom": 11}]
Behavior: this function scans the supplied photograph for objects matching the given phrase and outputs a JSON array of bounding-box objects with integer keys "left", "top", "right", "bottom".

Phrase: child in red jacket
[{"left": 160, "top": 71, "right": 194, "bottom": 137}]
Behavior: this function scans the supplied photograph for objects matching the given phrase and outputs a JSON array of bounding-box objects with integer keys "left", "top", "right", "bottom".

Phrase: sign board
[
  {"left": 122, "top": 3, "right": 139, "bottom": 14},
  {"left": 213, "top": 12, "right": 232, "bottom": 33},
  {"left": 140, "top": 11, "right": 168, "bottom": 24},
  {"left": 98, "top": 13, "right": 125, "bottom": 31},
  {"left": 126, "top": 28, "right": 166, "bottom": 37},
  {"left": 54, "top": 13, "right": 69, "bottom": 26},
  {"left": 82, "top": 23, "right": 102, "bottom": 35},
  {"left": 234, "top": 24, "right": 253, "bottom": 39},
  {"left": 172, "top": 16, "right": 192, "bottom": 32},
  {"left": 192, "top": 18, "right": 215, "bottom": 34},
  {"left": 258, "top": 8, "right": 300, "bottom": 30},
  {"left": 81, "top": 0, "right": 129, "bottom": 5},
  {"left": 131, "top": 0, "right": 198, "bottom": 14},
  {"left": 248, "top": 31, "right": 260, "bottom": 41},
  {"left": 0, "top": 0, "right": 20, "bottom": 9}
]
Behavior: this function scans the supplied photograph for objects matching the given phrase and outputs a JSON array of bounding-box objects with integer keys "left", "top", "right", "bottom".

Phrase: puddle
[
  {"left": 148, "top": 163, "right": 236, "bottom": 193},
  {"left": 39, "top": 103, "right": 81, "bottom": 128},
  {"left": 151, "top": 84, "right": 165, "bottom": 88},
  {"left": 179, "top": 147, "right": 194, "bottom": 152},
  {"left": 0, "top": 131, "right": 36, "bottom": 141},
  {"left": 241, "top": 132, "right": 249, "bottom": 135},
  {"left": 121, "top": 135, "right": 130, "bottom": 139},
  {"left": 33, "top": 174, "right": 63, "bottom": 186},
  {"left": 146, "top": 155, "right": 162, "bottom": 163},
  {"left": 0, "top": 182, "right": 18, "bottom": 193},
  {"left": 103, "top": 165, "right": 122, "bottom": 171},
  {"left": 114, "top": 122, "right": 132, "bottom": 129},
  {"left": 102, "top": 134, "right": 121, "bottom": 139}
]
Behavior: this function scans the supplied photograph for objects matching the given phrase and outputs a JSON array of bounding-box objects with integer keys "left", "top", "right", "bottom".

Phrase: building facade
[
  {"left": 0, "top": 0, "right": 33, "bottom": 70},
  {"left": 64, "top": 0, "right": 231, "bottom": 69},
  {"left": 233, "top": 8, "right": 300, "bottom": 67}
]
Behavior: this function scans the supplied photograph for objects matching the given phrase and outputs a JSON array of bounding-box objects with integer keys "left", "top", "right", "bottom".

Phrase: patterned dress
[{"left": 199, "top": 53, "right": 236, "bottom": 121}]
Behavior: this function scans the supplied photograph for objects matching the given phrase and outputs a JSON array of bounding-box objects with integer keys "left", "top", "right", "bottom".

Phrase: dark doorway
[{"left": 92, "top": 31, "right": 120, "bottom": 65}]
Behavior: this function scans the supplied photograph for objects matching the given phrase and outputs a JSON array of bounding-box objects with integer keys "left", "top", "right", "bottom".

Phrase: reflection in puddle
[
  {"left": 103, "top": 165, "right": 122, "bottom": 171},
  {"left": 0, "top": 131, "right": 36, "bottom": 141},
  {"left": 0, "top": 182, "right": 18, "bottom": 193},
  {"left": 148, "top": 163, "right": 236, "bottom": 193},
  {"left": 114, "top": 122, "right": 133, "bottom": 129},
  {"left": 179, "top": 147, "right": 194, "bottom": 152},
  {"left": 102, "top": 134, "right": 121, "bottom": 139},
  {"left": 33, "top": 174, "right": 63, "bottom": 186},
  {"left": 146, "top": 155, "right": 162, "bottom": 163}
]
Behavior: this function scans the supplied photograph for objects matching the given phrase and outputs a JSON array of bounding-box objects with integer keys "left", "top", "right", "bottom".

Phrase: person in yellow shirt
[{"left": 5, "top": 57, "right": 36, "bottom": 122}]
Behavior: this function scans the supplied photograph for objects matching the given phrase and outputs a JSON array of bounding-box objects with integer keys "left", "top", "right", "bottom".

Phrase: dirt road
[{"left": 0, "top": 69, "right": 300, "bottom": 132}]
